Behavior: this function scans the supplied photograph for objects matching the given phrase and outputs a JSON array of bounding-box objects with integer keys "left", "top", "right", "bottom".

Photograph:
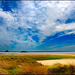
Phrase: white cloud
[
  {"left": 0, "top": 9, "right": 15, "bottom": 26},
  {"left": 0, "top": 1, "right": 75, "bottom": 50},
  {"left": 37, "top": 1, "right": 75, "bottom": 36},
  {"left": 56, "top": 23, "right": 75, "bottom": 32}
]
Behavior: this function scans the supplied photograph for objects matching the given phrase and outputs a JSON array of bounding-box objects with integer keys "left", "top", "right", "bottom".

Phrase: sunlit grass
[
  {"left": 0, "top": 54, "right": 75, "bottom": 60},
  {"left": 0, "top": 55, "right": 75, "bottom": 74},
  {"left": 23, "top": 55, "right": 75, "bottom": 60},
  {"left": 48, "top": 63, "right": 75, "bottom": 74}
]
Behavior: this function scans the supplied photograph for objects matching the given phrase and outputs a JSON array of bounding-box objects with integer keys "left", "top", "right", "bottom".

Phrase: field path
[{"left": 37, "top": 59, "right": 75, "bottom": 66}]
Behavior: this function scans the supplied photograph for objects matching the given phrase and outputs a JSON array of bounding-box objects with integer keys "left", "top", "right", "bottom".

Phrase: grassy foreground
[{"left": 0, "top": 55, "right": 75, "bottom": 75}]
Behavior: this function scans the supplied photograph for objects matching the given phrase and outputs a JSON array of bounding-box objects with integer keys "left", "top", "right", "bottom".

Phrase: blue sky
[{"left": 0, "top": 1, "right": 75, "bottom": 52}]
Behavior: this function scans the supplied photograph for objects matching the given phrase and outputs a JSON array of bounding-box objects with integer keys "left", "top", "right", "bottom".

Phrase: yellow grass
[{"left": 0, "top": 53, "right": 75, "bottom": 74}]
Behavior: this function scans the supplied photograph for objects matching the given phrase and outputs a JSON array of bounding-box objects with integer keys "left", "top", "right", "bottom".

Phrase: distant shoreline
[
  {"left": 0, "top": 52, "right": 75, "bottom": 56},
  {"left": 0, "top": 51, "right": 75, "bottom": 53}
]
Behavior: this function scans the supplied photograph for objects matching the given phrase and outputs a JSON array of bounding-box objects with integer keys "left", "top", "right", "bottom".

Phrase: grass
[
  {"left": 0, "top": 55, "right": 47, "bottom": 75},
  {"left": 47, "top": 63, "right": 75, "bottom": 75},
  {"left": 0, "top": 55, "right": 75, "bottom": 74},
  {"left": 0, "top": 54, "right": 75, "bottom": 60},
  {"left": 23, "top": 55, "right": 75, "bottom": 60}
]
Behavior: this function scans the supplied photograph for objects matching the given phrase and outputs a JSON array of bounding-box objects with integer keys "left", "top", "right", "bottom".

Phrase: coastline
[{"left": 0, "top": 52, "right": 75, "bottom": 56}]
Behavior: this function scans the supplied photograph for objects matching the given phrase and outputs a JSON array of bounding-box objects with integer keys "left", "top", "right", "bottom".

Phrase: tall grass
[{"left": 0, "top": 55, "right": 75, "bottom": 74}]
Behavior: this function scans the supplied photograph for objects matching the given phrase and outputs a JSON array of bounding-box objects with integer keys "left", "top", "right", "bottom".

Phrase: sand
[
  {"left": 37, "top": 59, "right": 75, "bottom": 66},
  {"left": 0, "top": 52, "right": 75, "bottom": 56}
]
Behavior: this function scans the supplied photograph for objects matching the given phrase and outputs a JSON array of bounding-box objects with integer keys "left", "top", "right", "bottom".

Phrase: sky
[{"left": 0, "top": 1, "right": 75, "bottom": 52}]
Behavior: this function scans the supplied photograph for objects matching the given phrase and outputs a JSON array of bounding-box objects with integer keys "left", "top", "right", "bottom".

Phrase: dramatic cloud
[{"left": 0, "top": 1, "right": 75, "bottom": 51}]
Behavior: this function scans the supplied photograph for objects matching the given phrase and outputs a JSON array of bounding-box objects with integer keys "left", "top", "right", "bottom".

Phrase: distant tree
[{"left": 5, "top": 50, "right": 9, "bottom": 52}]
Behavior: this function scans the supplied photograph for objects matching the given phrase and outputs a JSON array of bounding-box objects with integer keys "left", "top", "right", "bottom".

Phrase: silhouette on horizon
[{"left": 5, "top": 50, "right": 9, "bottom": 52}]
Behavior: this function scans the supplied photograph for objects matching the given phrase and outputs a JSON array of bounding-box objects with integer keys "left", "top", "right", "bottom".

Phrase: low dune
[{"left": 37, "top": 59, "right": 75, "bottom": 66}]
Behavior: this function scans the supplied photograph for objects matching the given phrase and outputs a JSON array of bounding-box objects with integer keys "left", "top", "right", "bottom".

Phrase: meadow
[{"left": 0, "top": 54, "right": 75, "bottom": 75}]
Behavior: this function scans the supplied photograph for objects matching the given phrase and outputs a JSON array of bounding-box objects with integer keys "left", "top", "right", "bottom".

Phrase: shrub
[{"left": 47, "top": 63, "right": 75, "bottom": 74}]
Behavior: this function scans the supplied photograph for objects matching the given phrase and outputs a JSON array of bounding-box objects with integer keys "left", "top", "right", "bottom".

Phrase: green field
[
  {"left": 0, "top": 54, "right": 74, "bottom": 60},
  {"left": 22, "top": 55, "right": 75, "bottom": 60}
]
